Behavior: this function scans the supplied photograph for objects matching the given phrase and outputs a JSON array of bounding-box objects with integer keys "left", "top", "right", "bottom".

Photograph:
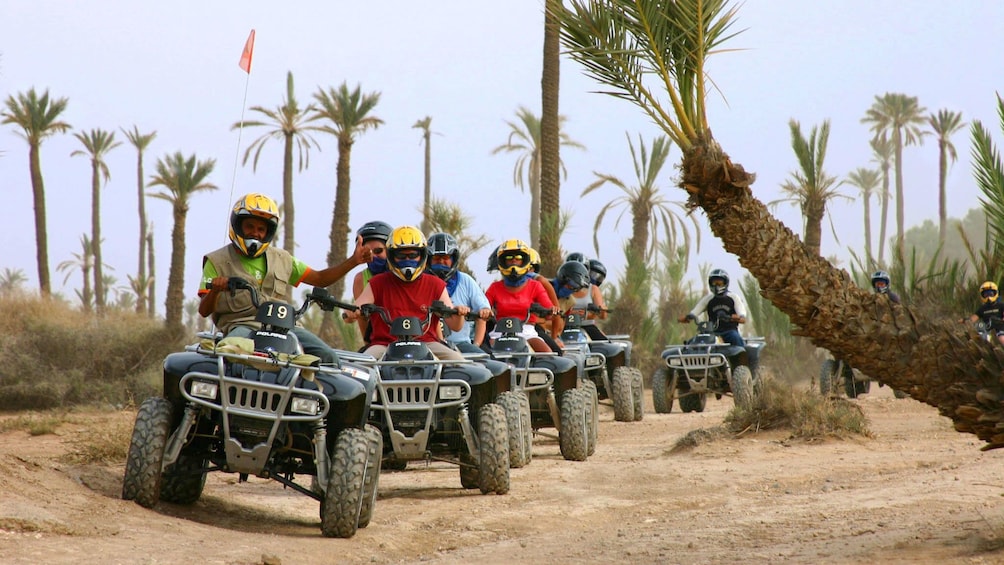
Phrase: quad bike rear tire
[
  {"left": 160, "top": 453, "right": 207, "bottom": 505},
  {"left": 559, "top": 389, "right": 590, "bottom": 461},
  {"left": 580, "top": 380, "right": 599, "bottom": 456},
  {"left": 819, "top": 359, "right": 838, "bottom": 395},
  {"left": 651, "top": 368, "right": 674, "bottom": 414},
  {"left": 122, "top": 397, "right": 172, "bottom": 508},
  {"left": 476, "top": 403, "right": 510, "bottom": 495},
  {"left": 844, "top": 371, "right": 871, "bottom": 398},
  {"left": 731, "top": 366, "right": 754, "bottom": 410},
  {"left": 497, "top": 391, "right": 532, "bottom": 468},
  {"left": 358, "top": 424, "right": 383, "bottom": 529},
  {"left": 612, "top": 367, "right": 635, "bottom": 422},
  {"left": 321, "top": 427, "right": 369, "bottom": 538},
  {"left": 679, "top": 388, "right": 707, "bottom": 413},
  {"left": 630, "top": 368, "right": 644, "bottom": 421}
]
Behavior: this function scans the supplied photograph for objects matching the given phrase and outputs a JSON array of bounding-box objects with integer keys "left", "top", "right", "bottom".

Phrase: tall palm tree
[
  {"left": 234, "top": 71, "right": 324, "bottom": 253},
  {"left": 0, "top": 268, "right": 28, "bottom": 295},
  {"left": 540, "top": 0, "right": 564, "bottom": 277},
  {"left": 582, "top": 133, "right": 697, "bottom": 261},
  {"left": 412, "top": 116, "right": 434, "bottom": 234},
  {"left": 869, "top": 136, "right": 894, "bottom": 264},
  {"left": 121, "top": 125, "right": 157, "bottom": 314},
  {"left": 861, "top": 93, "right": 928, "bottom": 260},
  {"left": 148, "top": 152, "right": 217, "bottom": 332},
  {"left": 770, "top": 119, "right": 846, "bottom": 257},
  {"left": 146, "top": 226, "right": 156, "bottom": 317},
  {"left": 71, "top": 128, "right": 121, "bottom": 315},
  {"left": 1, "top": 88, "right": 71, "bottom": 296},
  {"left": 56, "top": 234, "right": 94, "bottom": 312},
  {"left": 846, "top": 167, "right": 882, "bottom": 266},
  {"left": 312, "top": 82, "right": 383, "bottom": 344},
  {"left": 492, "top": 106, "right": 584, "bottom": 249},
  {"left": 927, "top": 109, "right": 967, "bottom": 244},
  {"left": 560, "top": 0, "right": 1004, "bottom": 450}
]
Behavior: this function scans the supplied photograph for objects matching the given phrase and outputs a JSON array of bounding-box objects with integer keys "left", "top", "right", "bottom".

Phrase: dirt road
[{"left": 2, "top": 384, "right": 1004, "bottom": 564}]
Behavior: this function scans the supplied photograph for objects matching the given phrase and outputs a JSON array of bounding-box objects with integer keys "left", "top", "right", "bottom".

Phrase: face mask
[
  {"left": 368, "top": 255, "right": 388, "bottom": 274},
  {"left": 429, "top": 263, "right": 452, "bottom": 280},
  {"left": 504, "top": 273, "right": 529, "bottom": 287},
  {"left": 555, "top": 283, "right": 576, "bottom": 299}
]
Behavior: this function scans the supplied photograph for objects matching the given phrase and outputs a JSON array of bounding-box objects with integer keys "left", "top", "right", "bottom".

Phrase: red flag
[{"left": 238, "top": 29, "right": 255, "bottom": 73}]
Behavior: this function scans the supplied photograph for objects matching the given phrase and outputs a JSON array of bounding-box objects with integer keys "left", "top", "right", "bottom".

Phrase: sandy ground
[{"left": 2, "top": 383, "right": 1004, "bottom": 565}]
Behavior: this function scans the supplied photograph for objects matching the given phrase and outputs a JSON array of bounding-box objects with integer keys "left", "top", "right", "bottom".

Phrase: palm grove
[{"left": 4, "top": 2, "right": 1004, "bottom": 447}]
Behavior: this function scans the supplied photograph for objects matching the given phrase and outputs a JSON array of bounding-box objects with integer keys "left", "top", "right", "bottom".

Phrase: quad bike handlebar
[{"left": 219, "top": 277, "right": 357, "bottom": 318}]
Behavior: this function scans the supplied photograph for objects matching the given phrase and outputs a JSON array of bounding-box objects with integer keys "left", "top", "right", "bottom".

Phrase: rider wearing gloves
[
  {"left": 966, "top": 281, "right": 1004, "bottom": 345},
  {"left": 679, "top": 268, "right": 749, "bottom": 350}
]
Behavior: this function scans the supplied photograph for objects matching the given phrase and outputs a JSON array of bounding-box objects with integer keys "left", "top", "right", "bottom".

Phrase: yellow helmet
[
  {"left": 528, "top": 247, "right": 541, "bottom": 273},
  {"left": 387, "top": 225, "right": 428, "bottom": 281},
  {"left": 497, "top": 239, "right": 532, "bottom": 280},
  {"left": 228, "top": 193, "right": 279, "bottom": 258},
  {"left": 980, "top": 281, "right": 999, "bottom": 303}
]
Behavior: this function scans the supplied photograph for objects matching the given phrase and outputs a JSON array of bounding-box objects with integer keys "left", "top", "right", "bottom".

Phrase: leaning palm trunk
[{"left": 682, "top": 138, "right": 1004, "bottom": 449}]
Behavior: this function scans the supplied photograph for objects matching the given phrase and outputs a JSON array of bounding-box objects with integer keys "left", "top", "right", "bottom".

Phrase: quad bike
[
  {"left": 490, "top": 303, "right": 595, "bottom": 462},
  {"left": 819, "top": 355, "right": 909, "bottom": 399},
  {"left": 122, "top": 278, "right": 381, "bottom": 538},
  {"left": 651, "top": 313, "right": 765, "bottom": 413},
  {"left": 357, "top": 302, "right": 510, "bottom": 494},
  {"left": 560, "top": 310, "right": 643, "bottom": 423}
]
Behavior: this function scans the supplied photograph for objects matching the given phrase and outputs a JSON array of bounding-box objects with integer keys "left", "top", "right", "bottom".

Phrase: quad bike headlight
[
  {"left": 438, "top": 386, "right": 463, "bottom": 400},
  {"left": 528, "top": 372, "right": 549, "bottom": 385},
  {"left": 667, "top": 358, "right": 683, "bottom": 367},
  {"left": 191, "top": 380, "right": 219, "bottom": 400},
  {"left": 290, "top": 396, "right": 320, "bottom": 415},
  {"left": 586, "top": 356, "right": 603, "bottom": 367}
]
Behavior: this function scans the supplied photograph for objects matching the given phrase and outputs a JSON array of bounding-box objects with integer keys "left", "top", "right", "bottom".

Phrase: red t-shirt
[
  {"left": 367, "top": 272, "right": 446, "bottom": 345},
  {"left": 486, "top": 279, "right": 553, "bottom": 325}
]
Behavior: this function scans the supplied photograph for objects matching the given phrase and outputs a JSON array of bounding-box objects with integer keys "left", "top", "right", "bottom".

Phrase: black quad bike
[
  {"left": 819, "top": 355, "right": 909, "bottom": 399},
  {"left": 122, "top": 279, "right": 381, "bottom": 539},
  {"left": 652, "top": 314, "right": 765, "bottom": 413},
  {"left": 560, "top": 309, "right": 643, "bottom": 423},
  {"left": 490, "top": 303, "right": 594, "bottom": 462},
  {"left": 358, "top": 302, "right": 510, "bottom": 495}
]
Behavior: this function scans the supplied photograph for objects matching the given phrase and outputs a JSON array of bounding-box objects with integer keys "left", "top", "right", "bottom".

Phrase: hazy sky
[{"left": 3, "top": 1, "right": 1003, "bottom": 311}]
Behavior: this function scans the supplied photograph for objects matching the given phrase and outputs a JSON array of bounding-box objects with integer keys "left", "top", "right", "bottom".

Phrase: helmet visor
[{"left": 982, "top": 288, "right": 998, "bottom": 298}]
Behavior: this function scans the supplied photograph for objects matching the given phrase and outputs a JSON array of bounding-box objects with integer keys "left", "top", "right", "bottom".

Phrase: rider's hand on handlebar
[
  {"left": 454, "top": 305, "right": 471, "bottom": 318},
  {"left": 207, "top": 277, "right": 230, "bottom": 292},
  {"left": 477, "top": 307, "right": 492, "bottom": 320}
]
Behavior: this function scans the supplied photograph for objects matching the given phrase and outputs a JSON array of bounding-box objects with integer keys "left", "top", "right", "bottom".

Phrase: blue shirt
[{"left": 445, "top": 272, "right": 490, "bottom": 344}]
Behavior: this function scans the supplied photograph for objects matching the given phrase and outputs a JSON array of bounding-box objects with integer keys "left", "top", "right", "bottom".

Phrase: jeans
[{"left": 717, "top": 329, "right": 745, "bottom": 348}]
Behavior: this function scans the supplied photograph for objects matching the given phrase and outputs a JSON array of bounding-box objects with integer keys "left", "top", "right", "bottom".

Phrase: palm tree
[
  {"left": 869, "top": 136, "right": 894, "bottom": 264},
  {"left": 927, "top": 109, "right": 967, "bottom": 244},
  {"left": 146, "top": 226, "right": 156, "bottom": 317},
  {"left": 148, "top": 152, "right": 217, "bottom": 332},
  {"left": 861, "top": 93, "right": 928, "bottom": 259},
  {"left": 1, "top": 88, "right": 71, "bottom": 296},
  {"left": 971, "top": 94, "right": 1004, "bottom": 261},
  {"left": 539, "top": 0, "right": 564, "bottom": 276},
  {"left": 71, "top": 128, "right": 121, "bottom": 315},
  {"left": 492, "top": 106, "right": 584, "bottom": 249},
  {"left": 582, "top": 133, "right": 697, "bottom": 261},
  {"left": 56, "top": 234, "right": 94, "bottom": 312},
  {"left": 846, "top": 167, "right": 882, "bottom": 266},
  {"left": 312, "top": 83, "right": 382, "bottom": 343},
  {"left": 559, "top": 0, "right": 1004, "bottom": 450},
  {"left": 121, "top": 125, "right": 157, "bottom": 314},
  {"left": 234, "top": 71, "right": 324, "bottom": 253},
  {"left": 412, "top": 116, "right": 434, "bottom": 234},
  {"left": 770, "top": 119, "right": 846, "bottom": 257},
  {"left": 0, "top": 268, "right": 28, "bottom": 295}
]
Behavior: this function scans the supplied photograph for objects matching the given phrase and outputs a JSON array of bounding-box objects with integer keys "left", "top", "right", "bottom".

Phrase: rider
[
  {"left": 350, "top": 220, "right": 393, "bottom": 338},
  {"left": 870, "top": 270, "right": 901, "bottom": 304},
  {"left": 679, "top": 268, "right": 748, "bottom": 350},
  {"left": 966, "top": 281, "right": 1004, "bottom": 345},
  {"left": 198, "top": 193, "right": 371, "bottom": 365},
  {"left": 427, "top": 232, "right": 491, "bottom": 354},
  {"left": 485, "top": 239, "right": 557, "bottom": 353},
  {"left": 549, "top": 260, "right": 592, "bottom": 337},
  {"left": 349, "top": 226, "right": 467, "bottom": 360}
]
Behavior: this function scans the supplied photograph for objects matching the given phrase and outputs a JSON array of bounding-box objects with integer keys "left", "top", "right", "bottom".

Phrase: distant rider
[{"left": 966, "top": 281, "right": 1004, "bottom": 345}]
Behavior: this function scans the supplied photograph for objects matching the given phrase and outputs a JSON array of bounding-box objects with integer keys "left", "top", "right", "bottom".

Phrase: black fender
[
  {"left": 303, "top": 371, "right": 371, "bottom": 429},
  {"left": 589, "top": 341, "right": 627, "bottom": 370},
  {"left": 531, "top": 355, "right": 579, "bottom": 397}
]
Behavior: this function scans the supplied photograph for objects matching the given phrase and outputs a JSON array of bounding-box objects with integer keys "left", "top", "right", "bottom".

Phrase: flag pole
[{"left": 227, "top": 29, "right": 256, "bottom": 243}]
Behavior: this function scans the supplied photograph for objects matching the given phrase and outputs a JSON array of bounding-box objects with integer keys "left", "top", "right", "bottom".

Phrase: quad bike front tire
[
  {"left": 559, "top": 389, "right": 590, "bottom": 461},
  {"left": 321, "top": 427, "right": 369, "bottom": 538},
  {"left": 652, "top": 368, "right": 674, "bottom": 414},
  {"left": 731, "top": 366, "right": 755, "bottom": 410},
  {"left": 476, "top": 403, "right": 510, "bottom": 495},
  {"left": 580, "top": 380, "right": 599, "bottom": 456},
  {"left": 819, "top": 359, "right": 838, "bottom": 396},
  {"left": 159, "top": 453, "right": 207, "bottom": 505},
  {"left": 497, "top": 391, "right": 531, "bottom": 468},
  {"left": 630, "top": 368, "right": 644, "bottom": 421},
  {"left": 611, "top": 367, "right": 635, "bottom": 422},
  {"left": 122, "top": 397, "right": 173, "bottom": 508},
  {"left": 678, "top": 387, "right": 707, "bottom": 413},
  {"left": 844, "top": 370, "right": 871, "bottom": 398},
  {"left": 358, "top": 424, "right": 383, "bottom": 529}
]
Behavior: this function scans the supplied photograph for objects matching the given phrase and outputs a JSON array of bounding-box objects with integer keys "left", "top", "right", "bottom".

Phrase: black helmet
[
  {"left": 486, "top": 244, "right": 501, "bottom": 272},
  {"left": 556, "top": 261, "right": 591, "bottom": 291},
  {"left": 870, "top": 270, "right": 890, "bottom": 294},
  {"left": 565, "top": 252, "right": 588, "bottom": 265},
  {"left": 708, "top": 268, "right": 729, "bottom": 295},
  {"left": 427, "top": 232, "right": 460, "bottom": 281},
  {"left": 587, "top": 259, "right": 607, "bottom": 286},
  {"left": 356, "top": 220, "right": 393, "bottom": 244}
]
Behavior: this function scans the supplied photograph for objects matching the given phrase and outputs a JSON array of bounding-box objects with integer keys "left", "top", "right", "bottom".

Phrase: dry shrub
[{"left": 0, "top": 295, "right": 179, "bottom": 410}]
